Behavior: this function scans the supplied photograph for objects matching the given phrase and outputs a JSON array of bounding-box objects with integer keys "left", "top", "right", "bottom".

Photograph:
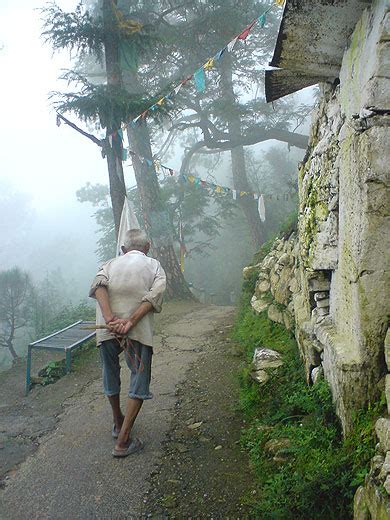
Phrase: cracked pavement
[{"left": 0, "top": 302, "right": 235, "bottom": 519}]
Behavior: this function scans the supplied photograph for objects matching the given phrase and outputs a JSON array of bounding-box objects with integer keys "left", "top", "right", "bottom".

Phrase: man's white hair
[{"left": 123, "top": 229, "right": 150, "bottom": 250}]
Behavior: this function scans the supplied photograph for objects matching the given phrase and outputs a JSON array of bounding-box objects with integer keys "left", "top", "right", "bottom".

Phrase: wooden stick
[{"left": 81, "top": 325, "right": 109, "bottom": 330}]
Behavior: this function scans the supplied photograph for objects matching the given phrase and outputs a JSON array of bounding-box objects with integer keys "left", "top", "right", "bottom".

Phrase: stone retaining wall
[{"left": 245, "top": 1, "right": 389, "bottom": 517}]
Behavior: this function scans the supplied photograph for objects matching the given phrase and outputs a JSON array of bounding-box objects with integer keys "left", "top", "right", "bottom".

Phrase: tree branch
[{"left": 56, "top": 113, "right": 103, "bottom": 147}]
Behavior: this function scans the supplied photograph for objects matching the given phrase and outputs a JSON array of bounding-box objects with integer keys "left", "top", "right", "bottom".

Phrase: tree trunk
[
  {"left": 126, "top": 122, "right": 194, "bottom": 300},
  {"left": 6, "top": 339, "right": 18, "bottom": 361},
  {"left": 103, "top": 0, "right": 126, "bottom": 235},
  {"left": 219, "top": 54, "right": 264, "bottom": 248}
]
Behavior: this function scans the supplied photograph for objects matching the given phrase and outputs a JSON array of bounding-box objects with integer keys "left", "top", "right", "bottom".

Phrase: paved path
[{"left": 0, "top": 303, "right": 234, "bottom": 519}]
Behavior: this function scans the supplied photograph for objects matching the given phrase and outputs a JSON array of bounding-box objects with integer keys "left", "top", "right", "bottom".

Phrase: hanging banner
[
  {"left": 116, "top": 197, "right": 140, "bottom": 256},
  {"left": 258, "top": 194, "right": 266, "bottom": 222}
]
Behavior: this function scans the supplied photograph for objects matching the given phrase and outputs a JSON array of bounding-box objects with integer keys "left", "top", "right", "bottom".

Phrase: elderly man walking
[{"left": 89, "top": 229, "right": 166, "bottom": 457}]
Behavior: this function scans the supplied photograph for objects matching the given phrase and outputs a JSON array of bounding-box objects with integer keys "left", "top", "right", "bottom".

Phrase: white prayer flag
[
  {"left": 227, "top": 36, "right": 238, "bottom": 52},
  {"left": 258, "top": 194, "right": 266, "bottom": 222},
  {"left": 232, "top": 189, "right": 237, "bottom": 200},
  {"left": 174, "top": 83, "right": 183, "bottom": 95}
]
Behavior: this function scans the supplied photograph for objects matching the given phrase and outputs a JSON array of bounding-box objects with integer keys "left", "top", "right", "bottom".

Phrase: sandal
[{"left": 112, "top": 437, "right": 144, "bottom": 458}]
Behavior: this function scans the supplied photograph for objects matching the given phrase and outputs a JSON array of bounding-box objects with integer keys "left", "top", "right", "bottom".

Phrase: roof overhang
[{"left": 265, "top": 0, "right": 372, "bottom": 103}]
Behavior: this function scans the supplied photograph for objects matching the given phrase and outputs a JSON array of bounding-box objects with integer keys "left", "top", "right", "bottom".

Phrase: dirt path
[{"left": 0, "top": 302, "right": 253, "bottom": 519}]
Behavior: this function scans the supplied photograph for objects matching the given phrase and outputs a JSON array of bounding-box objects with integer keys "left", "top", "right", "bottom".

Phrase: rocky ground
[{"left": 0, "top": 302, "right": 254, "bottom": 519}]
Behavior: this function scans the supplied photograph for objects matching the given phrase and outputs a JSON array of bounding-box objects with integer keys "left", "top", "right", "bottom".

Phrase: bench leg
[
  {"left": 25, "top": 346, "right": 32, "bottom": 396},
  {"left": 66, "top": 350, "right": 72, "bottom": 374}
]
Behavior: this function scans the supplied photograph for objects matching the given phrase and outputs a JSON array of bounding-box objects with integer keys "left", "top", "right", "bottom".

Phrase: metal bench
[{"left": 25, "top": 320, "right": 96, "bottom": 395}]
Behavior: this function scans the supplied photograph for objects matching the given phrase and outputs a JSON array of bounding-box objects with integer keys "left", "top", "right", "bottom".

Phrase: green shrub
[{"left": 232, "top": 306, "right": 383, "bottom": 520}]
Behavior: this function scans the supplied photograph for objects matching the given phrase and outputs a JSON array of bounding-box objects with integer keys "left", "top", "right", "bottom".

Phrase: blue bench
[{"left": 25, "top": 320, "right": 96, "bottom": 395}]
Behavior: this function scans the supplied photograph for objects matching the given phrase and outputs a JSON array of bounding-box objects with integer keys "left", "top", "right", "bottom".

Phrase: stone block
[
  {"left": 311, "top": 365, "right": 324, "bottom": 384},
  {"left": 308, "top": 278, "right": 331, "bottom": 291},
  {"left": 289, "top": 277, "right": 300, "bottom": 293},
  {"left": 268, "top": 304, "right": 284, "bottom": 324},
  {"left": 353, "top": 486, "right": 369, "bottom": 520},
  {"left": 250, "top": 369, "right": 270, "bottom": 385},
  {"left": 379, "top": 451, "right": 390, "bottom": 481},
  {"left": 314, "top": 292, "right": 329, "bottom": 301},
  {"left": 385, "top": 329, "right": 390, "bottom": 372},
  {"left": 317, "top": 298, "right": 330, "bottom": 308},
  {"left": 376, "top": 418, "right": 390, "bottom": 453},
  {"left": 283, "top": 311, "right": 294, "bottom": 331},
  {"left": 278, "top": 253, "right": 293, "bottom": 266},
  {"left": 250, "top": 296, "right": 269, "bottom": 315},
  {"left": 253, "top": 347, "right": 282, "bottom": 366},
  {"left": 256, "top": 280, "right": 270, "bottom": 294}
]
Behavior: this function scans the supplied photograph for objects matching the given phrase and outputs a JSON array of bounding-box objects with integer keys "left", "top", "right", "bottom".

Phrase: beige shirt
[{"left": 89, "top": 250, "right": 166, "bottom": 347}]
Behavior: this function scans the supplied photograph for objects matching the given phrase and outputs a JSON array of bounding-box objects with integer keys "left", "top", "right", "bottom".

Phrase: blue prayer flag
[{"left": 194, "top": 67, "right": 206, "bottom": 92}]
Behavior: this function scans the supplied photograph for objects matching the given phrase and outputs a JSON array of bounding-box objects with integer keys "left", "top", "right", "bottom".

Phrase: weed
[{"left": 232, "top": 303, "right": 383, "bottom": 519}]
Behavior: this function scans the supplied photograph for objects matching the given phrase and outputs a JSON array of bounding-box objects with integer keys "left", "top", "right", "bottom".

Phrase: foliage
[
  {"left": 52, "top": 73, "right": 148, "bottom": 129},
  {"left": 76, "top": 182, "right": 116, "bottom": 261},
  {"left": 41, "top": 1, "right": 105, "bottom": 61},
  {"left": 37, "top": 338, "right": 96, "bottom": 386},
  {"left": 42, "top": 1, "right": 156, "bottom": 130},
  {"left": 232, "top": 299, "right": 384, "bottom": 519},
  {"left": 0, "top": 268, "right": 35, "bottom": 359}
]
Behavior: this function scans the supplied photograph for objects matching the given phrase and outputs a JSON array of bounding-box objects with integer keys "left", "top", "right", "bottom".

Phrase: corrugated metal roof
[{"left": 265, "top": 0, "right": 372, "bottom": 102}]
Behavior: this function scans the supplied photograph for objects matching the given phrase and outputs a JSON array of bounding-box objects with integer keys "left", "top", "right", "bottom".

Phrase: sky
[
  {"left": 0, "top": 0, "right": 314, "bottom": 281},
  {"left": 0, "top": 0, "right": 121, "bottom": 214}
]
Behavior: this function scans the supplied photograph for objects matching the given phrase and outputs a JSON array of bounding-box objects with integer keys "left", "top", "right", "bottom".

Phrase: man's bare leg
[
  {"left": 115, "top": 397, "right": 143, "bottom": 449},
  {"left": 108, "top": 394, "right": 124, "bottom": 433}
]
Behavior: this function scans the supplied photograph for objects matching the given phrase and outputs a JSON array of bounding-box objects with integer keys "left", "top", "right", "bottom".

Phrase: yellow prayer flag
[
  {"left": 204, "top": 58, "right": 215, "bottom": 71},
  {"left": 215, "top": 185, "right": 222, "bottom": 193},
  {"left": 188, "top": 175, "right": 195, "bottom": 184},
  {"left": 275, "top": 0, "right": 285, "bottom": 6},
  {"left": 157, "top": 98, "right": 165, "bottom": 106},
  {"left": 240, "top": 191, "right": 248, "bottom": 197}
]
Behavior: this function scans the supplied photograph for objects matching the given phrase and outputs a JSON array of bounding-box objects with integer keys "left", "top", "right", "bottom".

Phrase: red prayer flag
[{"left": 238, "top": 20, "right": 256, "bottom": 40}]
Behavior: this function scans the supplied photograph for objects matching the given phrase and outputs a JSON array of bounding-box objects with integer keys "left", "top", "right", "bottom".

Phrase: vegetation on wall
[{"left": 232, "top": 245, "right": 384, "bottom": 519}]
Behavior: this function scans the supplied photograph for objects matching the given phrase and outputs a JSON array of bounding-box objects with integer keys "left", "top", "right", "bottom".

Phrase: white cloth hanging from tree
[
  {"left": 116, "top": 197, "right": 140, "bottom": 256},
  {"left": 258, "top": 194, "right": 266, "bottom": 222}
]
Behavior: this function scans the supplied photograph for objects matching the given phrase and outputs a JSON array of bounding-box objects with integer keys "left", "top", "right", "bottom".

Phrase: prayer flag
[
  {"left": 238, "top": 20, "right": 257, "bottom": 40},
  {"left": 56, "top": 114, "right": 61, "bottom": 127},
  {"left": 194, "top": 67, "right": 206, "bottom": 92},
  {"left": 215, "top": 185, "right": 222, "bottom": 193},
  {"left": 227, "top": 36, "right": 238, "bottom": 52},
  {"left": 275, "top": 0, "right": 285, "bottom": 5},
  {"left": 122, "top": 149, "right": 128, "bottom": 161},
  {"left": 258, "top": 13, "right": 266, "bottom": 27},
  {"left": 254, "top": 193, "right": 259, "bottom": 200},
  {"left": 188, "top": 175, "right": 195, "bottom": 184},
  {"left": 214, "top": 48, "right": 226, "bottom": 61},
  {"left": 232, "top": 189, "right": 237, "bottom": 200},
  {"left": 174, "top": 84, "right": 183, "bottom": 95},
  {"left": 204, "top": 58, "right": 215, "bottom": 71},
  {"left": 258, "top": 194, "right": 266, "bottom": 222},
  {"left": 157, "top": 98, "right": 165, "bottom": 106}
]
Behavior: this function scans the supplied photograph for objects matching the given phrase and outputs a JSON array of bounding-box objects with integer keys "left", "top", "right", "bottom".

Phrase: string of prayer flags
[{"left": 121, "top": 1, "right": 284, "bottom": 129}]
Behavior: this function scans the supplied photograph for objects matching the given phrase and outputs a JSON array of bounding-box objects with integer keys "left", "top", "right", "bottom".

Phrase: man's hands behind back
[{"left": 108, "top": 318, "right": 134, "bottom": 336}]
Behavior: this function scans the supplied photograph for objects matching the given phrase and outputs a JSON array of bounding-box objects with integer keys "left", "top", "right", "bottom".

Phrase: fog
[{"left": 0, "top": 1, "right": 314, "bottom": 370}]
